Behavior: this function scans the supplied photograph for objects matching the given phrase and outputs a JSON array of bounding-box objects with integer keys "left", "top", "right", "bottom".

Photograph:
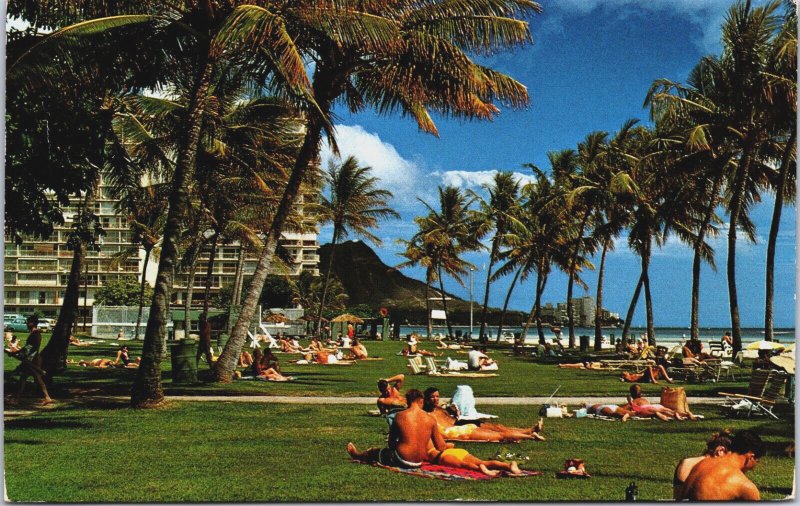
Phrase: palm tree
[
  {"left": 471, "top": 172, "right": 521, "bottom": 343},
  {"left": 414, "top": 186, "right": 482, "bottom": 339},
  {"left": 397, "top": 236, "right": 438, "bottom": 339},
  {"left": 315, "top": 156, "right": 399, "bottom": 334},
  {"left": 217, "top": 0, "right": 540, "bottom": 383}
]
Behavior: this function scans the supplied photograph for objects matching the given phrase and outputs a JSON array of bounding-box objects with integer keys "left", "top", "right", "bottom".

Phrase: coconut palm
[
  {"left": 397, "top": 236, "right": 438, "bottom": 339},
  {"left": 315, "top": 156, "right": 399, "bottom": 334},
  {"left": 217, "top": 0, "right": 540, "bottom": 382},
  {"left": 471, "top": 172, "right": 522, "bottom": 343}
]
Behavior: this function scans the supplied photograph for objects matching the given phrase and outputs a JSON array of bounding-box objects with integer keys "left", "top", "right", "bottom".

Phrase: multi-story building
[{"left": 4, "top": 179, "right": 320, "bottom": 319}]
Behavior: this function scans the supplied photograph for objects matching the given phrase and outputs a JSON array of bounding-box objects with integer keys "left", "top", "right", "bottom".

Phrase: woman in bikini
[
  {"left": 627, "top": 384, "right": 696, "bottom": 421},
  {"left": 587, "top": 403, "right": 634, "bottom": 421}
]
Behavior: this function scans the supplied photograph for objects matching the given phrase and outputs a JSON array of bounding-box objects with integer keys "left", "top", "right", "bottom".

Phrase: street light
[{"left": 469, "top": 267, "right": 476, "bottom": 339}]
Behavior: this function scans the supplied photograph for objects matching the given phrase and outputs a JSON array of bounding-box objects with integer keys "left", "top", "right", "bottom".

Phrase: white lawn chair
[{"left": 258, "top": 324, "right": 279, "bottom": 349}]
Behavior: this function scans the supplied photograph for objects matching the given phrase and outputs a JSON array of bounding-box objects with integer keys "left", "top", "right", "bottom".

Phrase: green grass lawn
[
  {"left": 4, "top": 400, "right": 794, "bottom": 502},
  {"left": 4, "top": 336, "right": 769, "bottom": 399}
]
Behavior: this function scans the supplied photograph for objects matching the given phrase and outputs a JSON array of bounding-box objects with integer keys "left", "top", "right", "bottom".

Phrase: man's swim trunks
[
  {"left": 442, "top": 424, "right": 477, "bottom": 438},
  {"left": 439, "top": 448, "right": 470, "bottom": 463},
  {"left": 378, "top": 448, "right": 422, "bottom": 468}
]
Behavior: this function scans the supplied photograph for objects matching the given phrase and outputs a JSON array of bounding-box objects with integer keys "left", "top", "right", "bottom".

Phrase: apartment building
[{"left": 4, "top": 180, "right": 320, "bottom": 319}]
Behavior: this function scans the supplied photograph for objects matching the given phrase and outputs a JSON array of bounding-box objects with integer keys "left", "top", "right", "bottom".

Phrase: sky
[{"left": 318, "top": 0, "right": 797, "bottom": 329}]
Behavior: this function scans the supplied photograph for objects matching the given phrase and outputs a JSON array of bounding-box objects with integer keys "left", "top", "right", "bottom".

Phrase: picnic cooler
[{"left": 660, "top": 386, "right": 689, "bottom": 414}]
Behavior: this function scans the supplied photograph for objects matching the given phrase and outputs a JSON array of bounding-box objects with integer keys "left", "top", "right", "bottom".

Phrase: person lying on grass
[
  {"left": 423, "top": 387, "right": 545, "bottom": 442},
  {"left": 69, "top": 335, "right": 93, "bottom": 347},
  {"left": 620, "top": 346, "right": 674, "bottom": 384},
  {"left": 347, "top": 389, "right": 525, "bottom": 477},
  {"left": 377, "top": 374, "right": 406, "bottom": 414},
  {"left": 673, "top": 429, "right": 733, "bottom": 499},
  {"left": 557, "top": 360, "right": 604, "bottom": 370},
  {"left": 401, "top": 334, "right": 441, "bottom": 357},
  {"left": 586, "top": 402, "right": 634, "bottom": 421},
  {"left": 626, "top": 384, "right": 697, "bottom": 421},
  {"left": 114, "top": 346, "right": 140, "bottom": 368}
]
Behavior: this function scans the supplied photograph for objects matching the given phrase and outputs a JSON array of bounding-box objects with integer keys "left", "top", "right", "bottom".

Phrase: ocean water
[{"left": 397, "top": 325, "right": 796, "bottom": 347}]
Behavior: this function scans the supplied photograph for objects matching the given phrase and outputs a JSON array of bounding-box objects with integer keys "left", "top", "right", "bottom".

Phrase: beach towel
[
  {"left": 585, "top": 414, "right": 651, "bottom": 421},
  {"left": 451, "top": 385, "right": 498, "bottom": 420},
  {"left": 356, "top": 461, "right": 541, "bottom": 481}
]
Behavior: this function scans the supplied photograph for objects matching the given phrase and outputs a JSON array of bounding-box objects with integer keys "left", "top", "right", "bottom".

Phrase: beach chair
[
  {"left": 407, "top": 356, "right": 427, "bottom": 375},
  {"left": 718, "top": 369, "right": 787, "bottom": 419},
  {"left": 708, "top": 341, "right": 724, "bottom": 358},
  {"left": 258, "top": 324, "right": 280, "bottom": 349}
]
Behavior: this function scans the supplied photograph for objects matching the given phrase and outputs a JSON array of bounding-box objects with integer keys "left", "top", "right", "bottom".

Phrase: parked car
[
  {"left": 38, "top": 318, "right": 57, "bottom": 332},
  {"left": 4, "top": 316, "right": 29, "bottom": 332}
]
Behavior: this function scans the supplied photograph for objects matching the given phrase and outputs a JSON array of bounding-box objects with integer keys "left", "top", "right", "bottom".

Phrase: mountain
[{"left": 318, "top": 240, "right": 525, "bottom": 326}]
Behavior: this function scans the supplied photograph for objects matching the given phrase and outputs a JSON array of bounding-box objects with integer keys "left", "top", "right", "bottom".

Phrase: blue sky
[{"left": 318, "top": 0, "right": 796, "bottom": 328}]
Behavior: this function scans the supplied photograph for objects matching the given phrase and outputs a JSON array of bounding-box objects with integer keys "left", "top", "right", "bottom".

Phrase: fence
[{"left": 92, "top": 306, "right": 173, "bottom": 339}]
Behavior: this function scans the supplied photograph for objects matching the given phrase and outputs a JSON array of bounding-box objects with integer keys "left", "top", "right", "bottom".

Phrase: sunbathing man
[
  {"left": 403, "top": 335, "right": 440, "bottom": 357},
  {"left": 620, "top": 363, "right": 673, "bottom": 384},
  {"left": 69, "top": 335, "right": 92, "bottom": 347},
  {"left": 377, "top": 374, "right": 407, "bottom": 414},
  {"left": 681, "top": 341, "right": 706, "bottom": 365},
  {"left": 558, "top": 360, "right": 604, "bottom": 370},
  {"left": 279, "top": 337, "right": 301, "bottom": 353},
  {"left": 423, "top": 387, "right": 544, "bottom": 442},
  {"left": 78, "top": 358, "right": 116, "bottom": 368},
  {"left": 673, "top": 429, "right": 733, "bottom": 499},
  {"left": 114, "top": 346, "right": 141, "bottom": 368},
  {"left": 238, "top": 350, "right": 254, "bottom": 367},
  {"left": 348, "top": 388, "right": 448, "bottom": 468},
  {"left": 586, "top": 403, "right": 633, "bottom": 421},
  {"left": 626, "top": 384, "right": 696, "bottom": 421},
  {"left": 348, "top": 338, "right": 369, "bottom": 360},
  {"left": 468, "top": 347, "right": 496, "bottom": 371},
  {"left": 678, "top": 430, "right": 763, "bottom": 500}
]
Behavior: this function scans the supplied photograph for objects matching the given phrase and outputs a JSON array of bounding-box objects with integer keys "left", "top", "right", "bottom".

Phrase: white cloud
[
  {"left": 320, "top": 124, "right": 428, "bottom": 208},
  {"left": 433, "top": 169, "right": 538, "bottom": 191}
]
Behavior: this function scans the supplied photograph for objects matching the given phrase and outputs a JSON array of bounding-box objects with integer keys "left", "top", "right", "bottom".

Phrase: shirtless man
[
  {"left": 348, "top": 389, "right": 448, "bottom": 468},
  {"left": 678, "top": 430, "right": 764, "bottom": 501},
  {"left": 376, "top": 374, "right": 406, "bottom": 414},
  {"left": 673, "top": 430, "right": 733, "bottom": 499},
  {"left": 348, "top": 338, "right": 369, "bottom": 360},
  {"left": 423, "top": 387, "right": 544, "bottom": 442}
]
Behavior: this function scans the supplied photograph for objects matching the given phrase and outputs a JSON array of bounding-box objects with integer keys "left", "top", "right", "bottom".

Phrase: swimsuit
[
  {"left": 442, "top": 424, "right": 477, "bottom": 438},
  {"left": 595, "top": 404, "right": 619, "bottom": 414},
  {"left": 632, "top": 403, "right": 665, "bottom": 415},
  {"left": 378, "top": 448, "right": 422, "bottom": 468},
  {"left": 438, "top": 448, "right": 469, "bottom": 463}
]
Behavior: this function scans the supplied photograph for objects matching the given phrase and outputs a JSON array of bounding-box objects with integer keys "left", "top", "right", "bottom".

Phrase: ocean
[{"left": 396, "top": 325, "right": 796, "bottom": 348}]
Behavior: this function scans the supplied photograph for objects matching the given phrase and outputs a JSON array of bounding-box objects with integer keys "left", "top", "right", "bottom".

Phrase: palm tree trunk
[
  {"left": 478, "top": 239, "right": 499, "bottom": 343},
  {"left": 594, "top": 240, "right": 608, "bottom": 351},
  {"left": 134, "top": 247, "right": 151, "bottom": 340},
  {"left": 690, "top": 172, "right": 724, "bottom": 340},
  {"left": 622, "top": 272, "right": 644, "bottom": 343},
  {"left": 40, "top": 173, "right": 99, "bottom": 380},
  {"left": 202, "top": 233, "right": 219, "bottom": 313},
  {"left": 534, "top": 271, "right": 547, "bottom": 344},
  {"left": 437, "top": 267, "right": 454, "bottom": 338},
  {"left": 497, "top": 268, "right": 522, "bottom": 340},
  {"left": 425, "top": 269, "right": 433, "bottom": 339},
  {"left": 764, "top": 131, "right": 795, "bottom": 341},
  {"left": 184, "top": 251, "right": 201, "bottom": 333},
  {"left": 213, "top": 83, "right": 338, "bottom": 383},
  {"left": 642, "top": 241, "right": 655, "bottom": 346},
  {"left": 227, "top": 246, "right": 246, "bottom": 335},
  {"left": 316, "top": 227, "right": 339, "bottom": 334},
  {"left": 567, "top": 210, "right": 591, "bottom": 347},
  {"left": 131, "top": 51, "right": 216, "bottom": 407},
  {"left": 727, "top": 145, "right": 755, "bottom": 357}
]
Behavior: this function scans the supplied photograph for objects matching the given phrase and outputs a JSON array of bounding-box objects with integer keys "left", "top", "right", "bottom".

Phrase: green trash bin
[
  {"left": 217, "top": 333, "right": 229, "bottom": 352},
  {"left": 579, "top": 335, "right": 590, "bottom": 352},
  {"left": 169, "top": 339, "right": 198, "bottom": 384}
]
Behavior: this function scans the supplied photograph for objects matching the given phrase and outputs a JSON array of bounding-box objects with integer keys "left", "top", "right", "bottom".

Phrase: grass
[
  {"left": 5, "top": 336, "right": 768, "bottom": 399},
  {"left": 4, "top": 400, "right": 794, "bottom": 502}
]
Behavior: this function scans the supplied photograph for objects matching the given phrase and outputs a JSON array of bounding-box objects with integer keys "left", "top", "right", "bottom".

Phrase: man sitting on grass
[
  {"left": 376, "top": 374, "right": 406, "bottom": 414},
  {"left": 468, "top": 347, "right": 497, "bottom": 371},
  {"left": 673, "top": 429, "right": 733, "bottom": 499},
  {"left": 678, "top": 430, "right": 764, "bottom": 501}
]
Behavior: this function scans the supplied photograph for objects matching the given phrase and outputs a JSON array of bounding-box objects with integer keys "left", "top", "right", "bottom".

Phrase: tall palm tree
[
  {"left": 315, "top": 156, "right": 399, "bottom": 333},
  {"left": 397, "top": 235, "right": 438, "bottom": 339},
  {"left": 217, "top": 0, "right": 540, "bottom": 383},
  {"left": 472, "top": 172, "right": 521, "bottom": 343},
  {"left": 414, "top": 186, "right": 482, "bottom": 339}
]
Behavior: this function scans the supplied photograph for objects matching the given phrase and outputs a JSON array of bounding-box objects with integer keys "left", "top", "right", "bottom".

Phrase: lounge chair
[
  {"left": 257, "top": 324, "right": 280, "bottom": 349},
  {"left": 718, "top": 369, "right": 788, "bottom": 419},
  {"left": 599, "top": 359, "right": 655, "bottom": 372},
  {"left": 407, "top": 356, "right": 427, "bottom": 375}
]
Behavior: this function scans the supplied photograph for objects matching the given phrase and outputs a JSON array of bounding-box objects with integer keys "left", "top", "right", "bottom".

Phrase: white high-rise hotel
[{"left": 4, "top": 176, "right": 319, "bottom": 318}]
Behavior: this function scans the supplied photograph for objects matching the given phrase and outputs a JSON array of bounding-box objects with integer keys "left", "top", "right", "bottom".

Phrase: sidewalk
[{"left": 164, "top": 395, "right": 728, "bottom": 405}]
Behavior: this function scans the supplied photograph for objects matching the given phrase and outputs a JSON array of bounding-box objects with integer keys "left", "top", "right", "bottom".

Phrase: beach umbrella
[
  {"left": 746, "top": 340, "right": 786, "bottom": 351},
  {"left": 770, "top": 353, "right": 795, "bottom": 374},
  {"left": 264, "top": 313, "right": 290, "bottom": 324},
  {"left": 330, "top": 313, "right": 364, "bottom": 324}
]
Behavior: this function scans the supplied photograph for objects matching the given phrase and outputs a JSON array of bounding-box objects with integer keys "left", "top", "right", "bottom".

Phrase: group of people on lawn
[{"left": 351, "top": 371, "right": 766, "bottom": 499}]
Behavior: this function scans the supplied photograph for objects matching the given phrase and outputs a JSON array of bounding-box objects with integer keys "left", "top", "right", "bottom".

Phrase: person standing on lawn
[
  {"left": 678, "top": 430, "right": 764, "bottom": 500},
  {"left": 10, "top": 314, "right": 52, "bottom": 405},
  {"left": 196, "top": 312, "right": 214, "bottom": 368}
]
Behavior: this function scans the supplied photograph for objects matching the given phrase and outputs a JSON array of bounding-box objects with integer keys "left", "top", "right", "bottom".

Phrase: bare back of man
[
  {"left": 392, "top": 406, "right": 444, "bottom": 464},
  {"left": 680, "top": 454, "right": 760, "bottom": 500}
]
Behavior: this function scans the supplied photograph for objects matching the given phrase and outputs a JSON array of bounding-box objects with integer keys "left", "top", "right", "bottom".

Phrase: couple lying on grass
[
  {"left": 587, "top": 384, "right": 698, "bottom": 422},
  {"left": 377, "top": 376, "right": 544, "bottom": 443},
  {"left": 349, "top": 388, "right": 528, "bottom": 476}
]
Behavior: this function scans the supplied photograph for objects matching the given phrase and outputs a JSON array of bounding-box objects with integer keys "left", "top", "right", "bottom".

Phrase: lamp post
[{"left": 469, "top": 267, "right": 476, "bottom": 339}]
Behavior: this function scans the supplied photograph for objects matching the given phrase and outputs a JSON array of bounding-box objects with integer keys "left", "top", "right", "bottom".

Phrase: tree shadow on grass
[{"left": 5, "top": 416, "right": 91, "bottom": 430}]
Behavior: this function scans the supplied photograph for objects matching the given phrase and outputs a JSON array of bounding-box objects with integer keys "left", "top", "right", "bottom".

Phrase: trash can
[
  {"left": 217, "top": 333, "right": 229, "bottom": 352},
  {"left": 579, "top": 335, "right": 589, "bottom": 352},
  {"left": 169, "top": 339, "right": 198, "bottom": 384}
]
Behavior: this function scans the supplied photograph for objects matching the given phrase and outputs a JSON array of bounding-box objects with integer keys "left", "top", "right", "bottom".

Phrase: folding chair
[
  {"left": 719, "top": 369, "right": 787, "bottom": 419},
  {"left": 407, "top": 356, "right": 426, "bottom": 375}
]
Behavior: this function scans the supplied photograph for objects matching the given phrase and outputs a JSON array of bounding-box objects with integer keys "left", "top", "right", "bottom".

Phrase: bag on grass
[{"left": 660, "top": 386, "right": 689, "bottom": 414}]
